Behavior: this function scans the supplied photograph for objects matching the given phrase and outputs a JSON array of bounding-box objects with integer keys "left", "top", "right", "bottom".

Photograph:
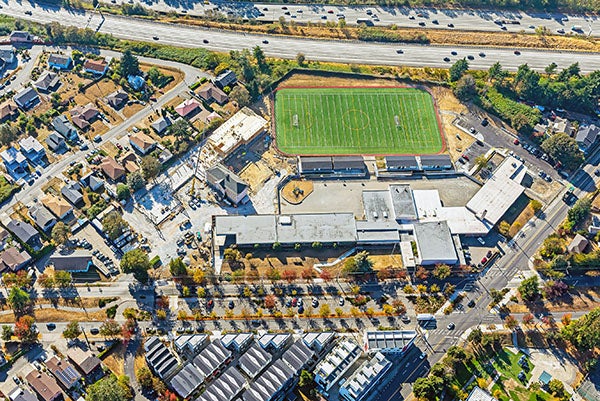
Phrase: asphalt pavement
[{"left": 6, "top": 0, "right": 600, "bottom": 72}]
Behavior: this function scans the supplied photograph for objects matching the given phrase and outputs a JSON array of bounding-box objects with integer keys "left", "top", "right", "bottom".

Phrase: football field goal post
[{"left": 293, "top": 114, "right": 299, "bottom": 127}]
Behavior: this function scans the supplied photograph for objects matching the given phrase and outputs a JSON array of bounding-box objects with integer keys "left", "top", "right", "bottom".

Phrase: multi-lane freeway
[
  {"left": 5, "top": 0, "right": 600, "bottom": 72},
  {"left": 99, "top": 0, "right": 600, "bottom": 37}
]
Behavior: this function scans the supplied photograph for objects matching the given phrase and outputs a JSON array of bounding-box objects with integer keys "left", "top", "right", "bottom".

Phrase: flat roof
[
  {"left": 385, "top": 155, "right": 419, "bottom": 169},
  {"left": 214, "top": 215, "right": 277, "bottom": 245},
  {"left": 208, "top": 107, "right": 266, "bottom": 155},
  {"left": 364, "top": 331, "right": 417, "bottom": 352},
  {"left": 414, "top": 221, "right": 458, "bottom": 264},
  {"left": 389, "top": 185, "right": 417, "bottom": 220},
  {"left": 466, "top": 156, "right": 526, "bottom": 225},
  {"left": 420, "top": 154, "right": 452, "bottom": 167},
  {"left": 362, "top": 190, "right": 393, "bottom": 222}
]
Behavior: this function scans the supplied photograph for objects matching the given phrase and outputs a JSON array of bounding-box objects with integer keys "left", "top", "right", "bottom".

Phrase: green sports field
[{"left": 274, "top": 87, "right": 444, "bottom": 155}]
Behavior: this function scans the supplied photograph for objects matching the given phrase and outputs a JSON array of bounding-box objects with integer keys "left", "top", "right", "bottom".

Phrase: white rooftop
[
  {"left": 467, "top": 156, "right": 527, "bottom": 226},
  {"left": 18, "top": 136, "right": 44, "bottom": 154},
  {"left": 208, "top": 107, "right": 267, "bottom": 155}
]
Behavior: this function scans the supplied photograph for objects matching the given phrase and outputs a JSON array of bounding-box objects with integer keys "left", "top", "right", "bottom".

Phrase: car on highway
[
  {"left": 514, "top": 50, "right": 521, "bottom": 55},
  {"left": 409, "top": 15, "right": 415, "bottom": 20},
  {"left": 418, "top": 21, "right": 425, "bottom": 26},
  {"left": 443, "top": 57, "right": 450, "bottom": 62},
  {"left": 263, "top": 7, "right": 268, "bottom": 11},
  {"left": 557, "top": 28, "right": 565, "bottom": 34},
  {"left": 448, "top": 23, "right": 454, "bottom": 27},
  {"left": 479, "top": 52, "right": 486, "bottom": 57},
  {"left": 153, "top": 36, "right": 159, "bottom": 40},
  {"left": 203, "top": 39, "right": 209, "bottom": 43},
  {"left": 281, "top": 6, "right": 288, "bottom": 9},
  {"left": 451, "top": 51, "right": 457, "bottom": 55},
  {"left": 432, "top": 19, "right": 438, "bottom": 24},
  {"left": 46, "top": 323, "right": 56, "bottom": 330},
  {"left": 327, "top": 10, "right": 334, "bottom": 13},
  {"left": 321, "top": 15, "right": 327, "bottom": 19},
  {"left": 24, "top": 10, "right": 32, "bottom": 15},
  {"left": 501, "top": 26, "right": 507, "bottom": 30},
  {"left": 467, "top": 55, "right": 475, "bottom": 60},
  {"left": 396, "top": 49, "right": 404, "bottom": 54},
  {"left": 447, "top": 322, "right": 455, "bottom": 330},
  {"left": 228, "top": 300, "right": 235, "bottom": 309},
  {"left": 262, "top": 40, "right": 269, "bottom": 44}
]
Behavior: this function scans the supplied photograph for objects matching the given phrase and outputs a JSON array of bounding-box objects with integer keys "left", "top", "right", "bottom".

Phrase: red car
[
  {"left": 462, "top": 154, "right": 470, "bottom": 161},
  {"left": 513, "top": 138, "right": 520, "bottom": 145},
  {"left": 480, "top": 257, "right": 488, "bottom": 265},
  {"left": 206, "top": 299, "right": 214, "bottom": 309}
]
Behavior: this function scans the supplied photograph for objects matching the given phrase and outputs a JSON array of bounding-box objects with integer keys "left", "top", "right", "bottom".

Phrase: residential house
[
  {"left": 45, "top": 355, "right": 82, "bottom": 390},
  {"left": 7, "top": 220, "right": 41, "bottom": 250},
  {"left": 1, "top": 147, "right": 28, "bottom": 176},
  {"left": 42, "top": 194, "right": 73, "bottom": 220},
  {"left": 150, "top": 116, "right": 172, "bottom": 135},
  {"left": 28, "top": 204, "right": 56, "bottom": 232},
  {"left": 9, "top": 31, "right": 33, "bottom": 44},
  {"left": 105, "top": 90, "right": 128, "bottom": 109},
  {"left": 8, "top": 388, "right": 38, "bottom": 401},
  {"left": 175, "top": 98, "right": 201, "bottom": 119},
  {"left": 83, "top": 58, "right": 109, "bottom": 76},
  {"left": 0, "top": 228, "right": 9, "bottom": 251},
  {"left": 61, "top": 181, "right": 84, "bottom": 207},
  {"left": 18, "top": 136, "right": 46, "bottom": 164},
  {"left": 49, "top": 250, "right": 93, "bottom": 273},
  {"left": 0, "top": 247, "right": 32, "bottom": 273},
  {"left": 127, "top": 74, "right": 145, "bottom": 91},
  {"left": 568, "top": 234, "right": 589, "bottom": 254},
  {"left": 13, "top": 86, "right": 40, "bottom": 110},
  {"left": 70, "top": 103, "right": 99, "bottom": 130},
  {"left": 48, "top": 53, "right": 72, "bottom": 70},
  {"left": 25, "top": 370, "right": 63, "bottom": 401},
  {"left": 52, "top": 115, "right": 78, "bottom": 142},
  {"left": 576, "top": 124, "right": 600, "bottom": 153},
  {"left": 100, "top": 157, "right": 126, "bottom": 182},
  {"left": 79, "top": 172, "right": 104, "bottom": 192},
  {"left": 465, "top": 387, "right": 497, "bottom": 401},
  {"left": 120, "top": 152, "right": 140, "bottom": 174},
  {"left": 552, "top": 117, "right": 574, "bottom": 137},
  {"left": 197, "top": 82, "right": 229, "bottom": 105},
  {"left": 145, "top": 336, "right": 179, "bottom": 379},
  {"left": 206, "top": 163, "right": 248, "bottom": 205},
  {"left": 46, "top": 132, "right": 66, "bottom": 152},
  {"left": 214, "top": 70, "right": 237, "bottom": 89},
  {"left": 129, "top": 132, "right": 156, "bottom": 155},
  {"left": 67, "top": 347, "right": 102, "bottom": 379},
  {"left": 33, "top": 71, "right": 61, "bottom": 93},
  {"left": 339, "top": 352, "right": 392, "bottom": 401},
  {"left": 0, "top": 45, "right": 15, "bottom": 64},
  {"left": 0, "top": 101, "right": 18, "bottom": 123}
]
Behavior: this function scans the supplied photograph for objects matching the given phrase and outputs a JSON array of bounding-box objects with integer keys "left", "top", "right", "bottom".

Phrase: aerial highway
[
  {"left": 5, "top": 0, "right": 600, "bottom": 72},
  {"left": 104, "top": 0, "right": 599, "bottom": 37}
]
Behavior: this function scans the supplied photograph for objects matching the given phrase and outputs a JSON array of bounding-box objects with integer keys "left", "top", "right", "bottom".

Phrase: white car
[
  {"left": 419, "top": 352, "right": 427, "bottom": 360},
  {"left": 477, "top": 237, "right": 485, "bottom": 245}
]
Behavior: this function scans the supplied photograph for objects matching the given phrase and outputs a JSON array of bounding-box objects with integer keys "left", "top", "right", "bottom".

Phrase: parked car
[
  {"left": 90, "top": 328, "right": 100, "bottom": 335},
  {"left": 477, "top": 237, "right": 485, "bottom": 245},
  {"left": 447, "top": 322, "right": 455, "bottom": 330},
  {"left": 228, "top": 300, "right": 234, "bottom": 309}
]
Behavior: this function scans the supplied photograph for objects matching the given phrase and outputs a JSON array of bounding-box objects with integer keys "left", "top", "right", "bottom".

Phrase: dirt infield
[{"left": 281, "top": 180, "right": 314, "bottom": 204}]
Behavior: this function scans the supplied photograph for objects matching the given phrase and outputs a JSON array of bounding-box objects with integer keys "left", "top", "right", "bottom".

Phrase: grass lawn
[{"left": 274, "top": 87, "right": 444, "bottom": 155}]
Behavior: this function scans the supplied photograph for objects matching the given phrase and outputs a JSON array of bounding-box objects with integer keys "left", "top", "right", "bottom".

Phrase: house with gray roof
[
  {"left": 0, "top": 247, "right": 32, "bottom": 273},
  {"left": 192, "top": 340, "right": 231, "bottom": 378},
  {"left": 195, "top": 366, "right": 246, "bottom": 401},
  {"left": 52, "top": 115, "right": 78, "bottom": 142},
  {"left": 242, "top": 359, "right": 295, "bottom": 401},
  {"left": 145, "top": 336, "right": 179, "bottom": 379},
  {"left": 169, "top": 363, "right": 204, "bottom": 398},
  {"left": 46, "top": 132, "right": 66, "bottom": 152},
  {"left": 238, "top": 343, "right": 272, "bottom": 378},
  {"left": 214, "top": 70, "right": 237, "bottom": 89},
  {"left": 105, "top": 90, "right": 128, "bottom": 110},
  {"left": 13, "top": 86, "right": 39, "bottom": 110},
  {"left": 48, "top": 53, "right": 72, "bottom": 70},
  {"left": 206, "top": 163, "right": 248, "bottom": 205},
  {"left": 29, "top": 204, "right": 56, "bottom": 232},
  {"left": 150, "top": 116, "right": 172, "bottom": 134},
  {"left": 576, "top": 124, "right": 600, "bottom": 154},
  {"left": 49, "top": 251, "right": 93, "bottom": 273},
  {"left": 8, "top": 388, "right": 37, "bottom": 401},
  {"left": 61, "top": 182, "right": 84, "bottom": 206},
  {"left": 9, "top": 31, "right": 33, "bottom": 44},
  {"left": 79, "top": 172, "right": 104, "bottom": 192},
  {"left": 33, "top": 71, "right": 61, "bottom": 93},
  {"left": 6, "top": 219, "right": 41, "bottom": 250}
]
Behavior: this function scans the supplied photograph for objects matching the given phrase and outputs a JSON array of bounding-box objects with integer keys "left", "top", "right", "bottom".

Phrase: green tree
[
  {"left": 343, "top": 251, "right": 374, "bottom": 275},
  {"left": 253, "top": 46, "right": 266, "bottom": 70},
  {"left": 548, "top": 379, "right": 566, "bottom": 399},
  {"left": 169, "top": 118, "right": 189, "bottom": 138},
  {"left": 474, "top": 155, "right": 489, "bottom": 169},
  {"left": 169, "top": 258, "right": 187, "bottom": 277},
  {"left": 541, "top": 133, "right": 584, "bottom": 171},
  {"left": 8, "top": 287, "right": 30, "bottom": 314},
  {"left": 568, "top": 197, "right": 592, "bottom": 226},
  {"left": 454, "top": 74, "right": 477, "bottom": 101},
  {"left": 126, "top": 171, "right": 145, "bottom": 191},
  {"left": 99, "top": 319, "right": 121, "bottom": 338},
  {"left": 498, "top": 221, "right": 511, "bottom": 237},
  {"left": 37, "top": 273, "right": 55, "bottom": 289},
  {"left": 561, "top": 308, "right": 600, "bottom": 351},
  {"left": 54, "top": 271, "right": 72, "bottom": 288},
  {"left": 545, "top": 62, "right": 558, "bottom": 75},
  {"left": 413, "top": 376, "right": 444, "bottom": 400},
  {"left": 530, "top": 199, "right": 543, "bottom": 213},
  {"left": 116, "top": 183, "right": 130, "bottom": 201},
  {"left": 51, "top": 222, "right": 70, "bottom": 245},
  {"left": 1, "top": 325, "right": 13, "bottom": 341},
  {"left": 136, "top": 367, "right": 153, "bottom": 389},
  {"left": 119, "top": 49, "right": 139, "bottom": 78},
  {"left": 63, "top": 321, "right": 82, "bottom": 340},
  {"left": 86, "top": 374, "right": 130, "bottom": 401},
  {"left": 296, "top": 52, "right": 306, "bottom": 66},
  {"left": 449, "top": 58, "right": 469, "bottom": 82},
  {"left": 298, "top": 369, "right": 313, "bottom": 388},
  {"left": 103, "top": 211, "right": 128, "bottom": 240},
  {"left": 121, "top": 249, "right": 151, "bottom": 283},
  {"left": 540, "top": 235, "right": 565, "bottom": 259},
  {"left": 433, "top": 264, "right": 451, "bottom": 280},
  {"left": 140, "top": 156, "right": 160, "bottom": 180},
  {"left": 518, "top": 276, "right": 540, "bottom": 301},
  {"left": 230, "top": 85, "right": 251, "bottom": 107},
  {"left": 488, "top": 61, "right": 506, "bottom": 82},
  {"left": 0, "top": 124, "right": 18, "bottom": 146}
]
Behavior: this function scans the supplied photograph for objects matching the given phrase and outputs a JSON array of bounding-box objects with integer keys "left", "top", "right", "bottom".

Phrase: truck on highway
[{"left": 572, "top": 25, "right": 583, "bottom": 32}]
